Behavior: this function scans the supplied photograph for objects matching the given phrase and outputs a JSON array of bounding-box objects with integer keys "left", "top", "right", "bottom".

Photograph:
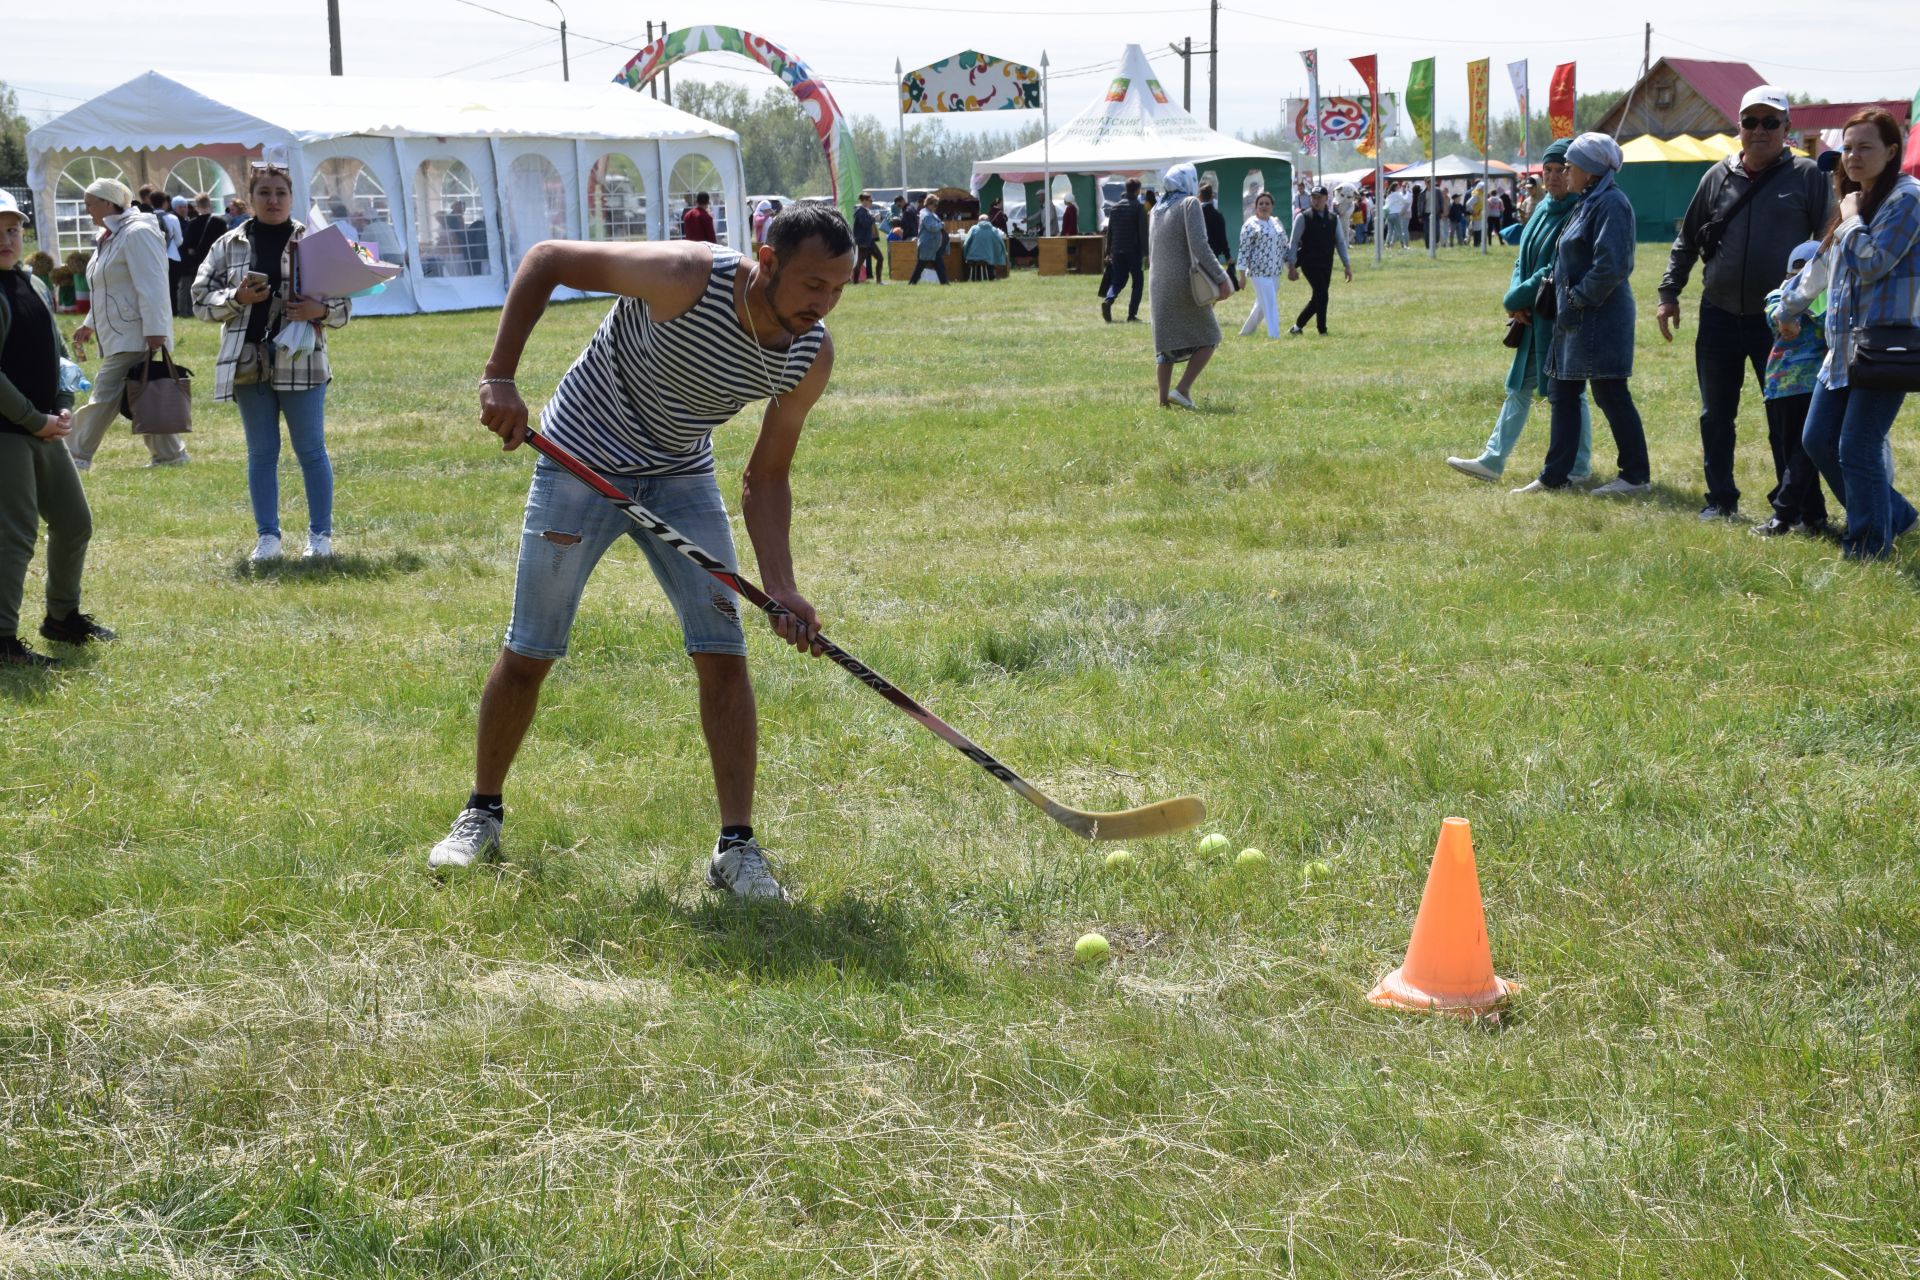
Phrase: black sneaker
[
  {"left": 40, "top": 611, "right": 116, "bottom": 644},
  {"left": 1699, "top": 502, "right": 1740, "bottom": 522},
  {"left": 1750, "top": 515, "right": 1800, "bottom": 538},
  {"left": 1100, "top": 298, "right": 1113, "bottom": 323},
  {"left": 0, "top": 636, "right": 59, "bottom": 669}
]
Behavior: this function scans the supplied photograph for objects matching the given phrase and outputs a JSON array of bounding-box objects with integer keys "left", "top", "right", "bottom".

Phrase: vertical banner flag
[
  {"left": 1407, "top": 58, "right": 1436, "bottom": 157},
  {"left": 1904, "top": 82, "right": 1920, "bottom": 178},
  {"left": 1350, "top": 55, "right": 1381, "bottom": 157},
  {"left": 1508, "top": 60, "right": 1530, "bottom": 165},
  {"left": 1301, "top": 49, "right": 1322, "bottom": 163},
  {"left": 1550, "top": 62, "right": 1577, "bottom": 139},
  {"left": 1467, "top": 58, "right": 1490, "bottom": 156}
]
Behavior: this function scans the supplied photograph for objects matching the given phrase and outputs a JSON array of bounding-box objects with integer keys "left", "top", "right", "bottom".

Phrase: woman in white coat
[
  {"left": 65, "top": 178, "right": 188, "bottom": 470},
  {"left": 1237, "top": 191, "right": 1290, "bottom": 338}
]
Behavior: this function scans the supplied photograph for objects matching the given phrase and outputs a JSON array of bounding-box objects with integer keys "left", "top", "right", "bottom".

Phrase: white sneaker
[
  {"left": 251, "top": 534, "right": 283, "bottom": 561},
  {"left": 306, "top": 533, "right": 333, "bottom": 558},
  {"left": 1166, "top": 388, "right": 1196, "bottom": 409},
  {"left": 1510, "top": 479, "right": 1552, "bottom": 494},
  {"left": 428, "top": 807, "right": 502, "bottom": 871},
  {"left": 1591, "top": 478, "right": 1652, "bottom": 496},
  {"left": 1446, "top": 457, "right": 1501, "bottom": 482},
  {"left": 706, "top": 836, "right": 789, "bottom": 902}
]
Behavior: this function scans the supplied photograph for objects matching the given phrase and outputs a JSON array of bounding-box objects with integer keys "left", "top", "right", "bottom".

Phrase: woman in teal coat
[
  {"left": 962, "top": 215, "right": 1007, "bottom": 282},
  {"left": 1446, "top": 136, "right": 1592, "bottom": 483}
]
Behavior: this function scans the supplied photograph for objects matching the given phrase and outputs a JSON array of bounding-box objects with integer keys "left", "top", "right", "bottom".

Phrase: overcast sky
[{"left": 8, "top": 0, "right": 1918, "bottom": 139}]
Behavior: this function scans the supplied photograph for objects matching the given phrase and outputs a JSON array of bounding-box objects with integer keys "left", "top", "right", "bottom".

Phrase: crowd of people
[
  {"left": 1441, "top": 87, "right": 1918, "bottom": 561},
  {"left": 3, "top": 84, "right": 1916, "bottom": 688}
]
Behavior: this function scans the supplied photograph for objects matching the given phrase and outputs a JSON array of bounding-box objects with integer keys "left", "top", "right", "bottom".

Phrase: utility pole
[
  {"left": 645, "top": 22, "right": 658, "bottom": 97},
  {"left": 543, "top": 0, "right": 569, "bottom": 80},
  {"left": 1208, "top": 0, "right": 1219, "bottom": 128},
  {"left": 1642, "top": 22, "right": 1651, "bottom": 80},
  {"left": 661, "top": 17, "right": 672, "bottom": 103},
  {"left": 1167, "top": 38, "right": 1192, "bottom": 111},
  {"left": 326, "top": 0, "right": 343, "bottom": 74}
]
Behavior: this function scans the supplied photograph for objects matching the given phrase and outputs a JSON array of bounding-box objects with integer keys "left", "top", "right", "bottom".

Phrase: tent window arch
[
  {"left": 163, "top": 157, "right": 233, "bottom": 202},
  {"left": 667, "top": 154, "right": 726, "bottom": 241},
  {"left": 506, "top": 153, "right": 568, "bottom": 267},
  {"left": 415, "top": 158, "right": 491, "bottom": 278},
  {"left": 54, "top": 155, "right": 126, "bottom": 254},
  {"left": 310, "top": 157, "right": 392, "bottom": 225},
  {"left": 1242, "top": 170, "right": 1265, "bottom": 207},
  {"left": 588, "top": 154, "right": 648, "bottom": 242}
]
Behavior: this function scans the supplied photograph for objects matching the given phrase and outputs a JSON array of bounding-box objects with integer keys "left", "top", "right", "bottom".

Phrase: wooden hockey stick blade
[{"left": 1036, "top": 793, "right": 1207, "bottom": 841}]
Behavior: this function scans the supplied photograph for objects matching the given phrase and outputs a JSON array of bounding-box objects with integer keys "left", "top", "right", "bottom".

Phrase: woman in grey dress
[{"left": 1150, "top": 163, "right": 1234, "bottom": 408}]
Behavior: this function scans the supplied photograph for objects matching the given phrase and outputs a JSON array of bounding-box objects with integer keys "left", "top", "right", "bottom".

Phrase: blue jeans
[
  {"left": 1476, "top": 370, "right": 1591, "bottom": 476},
  {"left": 234, "top": 383, "right": 332, "bottom": 538},
  {"left": 505, "top": 460, "right": 746, "bottom": 660},
  {"left": 1541, "top": 377, "right": 1648, "bottom": 488},
  {"left": 1801, "top": 380, "right": 1915, "bottom": 559}
]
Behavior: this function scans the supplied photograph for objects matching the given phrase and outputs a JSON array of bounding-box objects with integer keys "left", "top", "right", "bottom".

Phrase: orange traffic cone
[{"left": 1368, "top": 817, "right": 1514, "bottom": 1016}]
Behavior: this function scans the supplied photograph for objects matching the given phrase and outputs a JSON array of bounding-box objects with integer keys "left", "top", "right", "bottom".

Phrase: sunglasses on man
[{"left": 1740, "top": 116, "right": 1783, "bottom": 132}]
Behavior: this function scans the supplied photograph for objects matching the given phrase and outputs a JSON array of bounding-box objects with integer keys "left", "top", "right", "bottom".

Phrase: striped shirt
[{"left": 542, "top": 249, "right": 826, "bottom": 476}]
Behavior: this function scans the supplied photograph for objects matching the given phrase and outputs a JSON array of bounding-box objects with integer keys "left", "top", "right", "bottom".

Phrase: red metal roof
[
  {"left": 1662, "top": 58, "right": 1767, "bottom": 127},
  {"left": 1793, "top": 100, "right": 1913, "bottom": 130}
]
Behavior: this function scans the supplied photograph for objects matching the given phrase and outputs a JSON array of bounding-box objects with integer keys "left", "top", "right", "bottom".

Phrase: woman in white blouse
[{"left": 1237, "top": 191, "right": 1291, "bottom": 339}]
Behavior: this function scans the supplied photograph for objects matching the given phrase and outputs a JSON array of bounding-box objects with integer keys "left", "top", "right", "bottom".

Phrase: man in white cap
[
  {"left": 65, "top": 178, "right": 188, "bottom": 470},
  {"left": 1655, "top": 83, "right": 1830, "bottom": 522}
]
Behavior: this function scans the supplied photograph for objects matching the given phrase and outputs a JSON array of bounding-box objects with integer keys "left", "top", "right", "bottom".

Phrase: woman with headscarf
[
  {"left": 1149, "top": 163, "right": 1232, "bottom": 408},
  {"left": 1447, "top": 137, "right": 1593, "bottom": 483},
  {"left": 963, "top": 214, "right": 1007, "bottom": 282},
  {"left": 751, "top": 200, "right": 774, "bottom": 247},
  {"left": 1514, "top": 133, "right": 1652, "bottom": 496},
  {"left": 1236, "top": 191, "right": 1290, "bottom": 339},
  {"left": 910, "top": 195, "right": 950, "bottom": 285}
]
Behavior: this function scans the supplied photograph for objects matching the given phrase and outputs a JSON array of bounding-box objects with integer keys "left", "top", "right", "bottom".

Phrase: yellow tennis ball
[
  {"left": 1236, "top": 848, "right": 1268, "bottom": 868},
  {"left": 1104, "top": 849, "right": 1136, "bottom": 869},
  {"left": 1197, "top": 833, "right": 1230, "bottom": 855},
  {"left": 1301, "top": 859, "right": 1332, "bottom": 883},
  {"left": 1074, "top": 932, "right": 1111, "bottom": 964}
]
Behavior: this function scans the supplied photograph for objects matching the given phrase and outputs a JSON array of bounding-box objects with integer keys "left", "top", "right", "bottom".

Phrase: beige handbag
[
  {"left": 1189, "top": 264, "right": 1219, "bottom": 307},
  {"left": 126, "top": 348, "right": 194, "bottom": 435}
]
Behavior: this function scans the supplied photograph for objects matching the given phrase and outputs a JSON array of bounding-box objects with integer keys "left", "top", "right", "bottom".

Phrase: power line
[
  {"left": 1220, "top": 8, "right": 1639, "bottom": 47},
  {"left": 1654, "top": 31, "right": 1920, "bottom": 78},
  {"left": 438, "top": 35, "right": 559, "bottom": 77}
]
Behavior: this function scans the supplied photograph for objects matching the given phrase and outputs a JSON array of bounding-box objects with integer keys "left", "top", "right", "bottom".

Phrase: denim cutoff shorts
[{"left": 505, "top": 459, "right": 746, "bottom": 659}]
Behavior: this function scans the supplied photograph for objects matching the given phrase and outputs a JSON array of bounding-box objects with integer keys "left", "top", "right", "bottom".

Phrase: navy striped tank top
[{"left": 541, "top": 249, "right": 827, "bottom": 476}]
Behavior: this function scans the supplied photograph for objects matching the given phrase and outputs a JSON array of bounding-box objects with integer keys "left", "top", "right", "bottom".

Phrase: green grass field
[{"left": 5, "top": 253, "right": 1918, "bottom": 1278}]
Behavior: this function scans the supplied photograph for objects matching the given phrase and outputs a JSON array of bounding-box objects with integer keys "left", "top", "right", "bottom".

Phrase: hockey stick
[{"left": 522, "top": 428, "right": 1204, "bottom": 841}]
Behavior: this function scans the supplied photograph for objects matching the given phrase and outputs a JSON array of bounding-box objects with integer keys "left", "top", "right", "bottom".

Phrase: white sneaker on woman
[
  {"left": 251, "top": 534, "right": 283, "bottom": 561},
  {"left": 1166, "top": 388, "right": 1196, "bottom": 409},
  {"left": 1446, "top": 457, "right": 1500, "bottom": 482},
  {"left": 306, "top": 533, "right": 333, "bottom": 558},
  {"left": 1509, "top": 479, "right": 1551, "bottom": 494}
]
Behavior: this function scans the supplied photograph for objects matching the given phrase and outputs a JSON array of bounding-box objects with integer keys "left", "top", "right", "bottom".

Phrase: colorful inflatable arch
[{"left": 615, "top": 27, "right": 863, "bottom": 226}]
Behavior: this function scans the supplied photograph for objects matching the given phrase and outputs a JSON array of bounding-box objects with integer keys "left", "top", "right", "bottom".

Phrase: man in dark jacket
[
  {"left": 1199, "top": 183, "right": 1238, "bottom": 289},
  {"left": 1287, "top": 185, "right": 1352, "bottom": 335},
  {"left": 1099, "top": 179, "right": 1146, "bottom": 323},
  {"left": 1655, "top": 84, "right": 1832, "bottom": 521},
  {"left": 851, "top": 193, "right": 883, "bottom": 284}
]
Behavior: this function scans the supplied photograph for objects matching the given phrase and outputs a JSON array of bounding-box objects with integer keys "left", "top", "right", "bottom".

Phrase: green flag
[{"left": 1407, "top": 58, "right": 1435, "bottom": 157}]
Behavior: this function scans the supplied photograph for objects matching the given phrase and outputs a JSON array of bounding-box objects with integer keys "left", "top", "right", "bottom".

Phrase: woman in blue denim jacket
[
  {"left": 1781, "top": 108, "right": 1920, "bottom": 560},
  {"left": 1515, "top": 133, "right": 1653, "bottom": 496}
]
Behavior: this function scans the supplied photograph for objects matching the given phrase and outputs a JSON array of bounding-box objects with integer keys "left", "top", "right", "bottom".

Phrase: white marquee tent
[
  {"left": 27, "top": 71, "right": 748, "bottom": 315},
  {"left": 971, "top": 44, "right": 1292, "bottom": 232}
]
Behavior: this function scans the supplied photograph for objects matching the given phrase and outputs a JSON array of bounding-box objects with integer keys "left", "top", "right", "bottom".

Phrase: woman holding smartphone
[{"left": 191, "top": 162, "right": 350, "bottom": 561}]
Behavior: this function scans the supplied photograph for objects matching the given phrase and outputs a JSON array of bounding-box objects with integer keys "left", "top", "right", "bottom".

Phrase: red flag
[
  {"left": 1350, "top": 54, "right": 1381, "bottom": 157},
  {"left": 1549, "top": 62, "right": 1576, "bottom": 139},
  {"left": 1905, "top": 86, "right": 1920, "bottom": 178}
]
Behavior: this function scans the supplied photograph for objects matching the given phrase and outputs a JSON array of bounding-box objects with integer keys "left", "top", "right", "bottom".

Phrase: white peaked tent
[
  {"left": 27, "top": 71, "right": 747, "bottom": 315},
  {"left": 971, "top": 44, "right": 1291, "bottom": 233}
]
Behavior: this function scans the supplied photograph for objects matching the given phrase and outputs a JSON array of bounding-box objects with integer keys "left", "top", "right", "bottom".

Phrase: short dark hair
[
  {"left": 765, "top": 202, "right": 854, "bottom": 261},
  {"left": 695, "top": 191, "right": 710, "bottom": 206},
  {"left": 859, "top": 192, "right": 872, "bottom": 202},
  {"left": 1125, "top": 178, "right": 1141, "bottom": 195},
  {"left": 1198, "top": 183, "right": 1214, "bottom": 200}
]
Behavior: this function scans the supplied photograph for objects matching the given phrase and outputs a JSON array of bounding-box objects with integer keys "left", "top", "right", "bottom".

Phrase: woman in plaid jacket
[{"left": 191, "top": 164, "right": 350, "bottom": 561}]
